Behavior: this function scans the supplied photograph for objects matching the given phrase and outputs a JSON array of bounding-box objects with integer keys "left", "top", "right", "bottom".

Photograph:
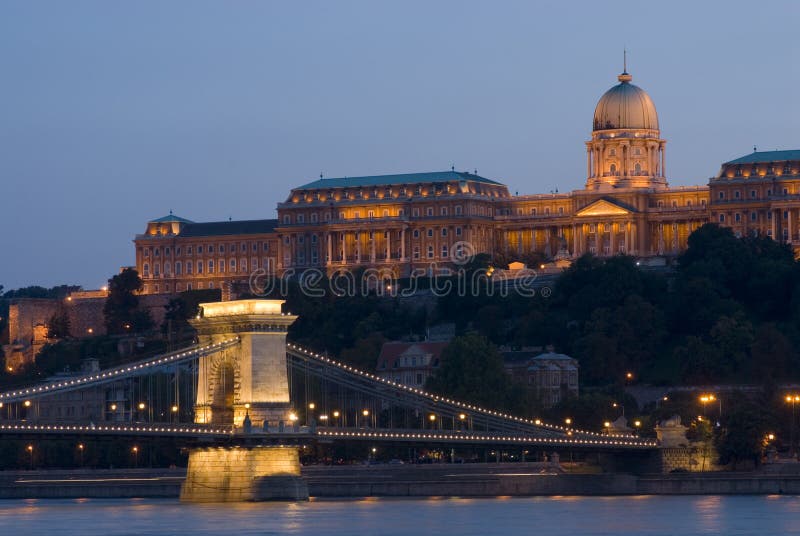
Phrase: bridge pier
[{"left": 180, "top": 446, "right": 308, "bottom": 502}]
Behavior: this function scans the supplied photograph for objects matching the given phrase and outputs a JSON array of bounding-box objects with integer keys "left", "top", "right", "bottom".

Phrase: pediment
[{"left": 575, "top": 198, "right": 633, "bottom": 217}]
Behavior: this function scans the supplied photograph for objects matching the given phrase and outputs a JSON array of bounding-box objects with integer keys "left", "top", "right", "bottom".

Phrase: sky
[{"left": 0, "top": 1, "right": 798, "bottom": 290}]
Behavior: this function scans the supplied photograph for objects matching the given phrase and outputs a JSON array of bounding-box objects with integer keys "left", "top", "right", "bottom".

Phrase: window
[
  {"left": 427, "top": 228, "right": 433, "bottom": 238},
  {"left": 154, "top": 248, "right": 160, "bottom": 257},
  {"left": 734, "top": 191, "right": 741, "bottom": 199},
  {"left": 426, "top": 207, "right": 433, "bottom": 217},
  {"left": 412, "top": 208, "right": 420, "bottom": 217},
  {"left": 610, "top": 164, "right": 617, "bottom": 173},
  {"left": 164, "top": 262, "right": 171, "bottom": 275},
  {"left": 165, "top": 247, "right": 170, "bottom": 255},
  {"left": 143, "top": 263, "right": 150, "bottom": 277},
  {"left": 413, "top": 246, "right": 420, "bottom": 260},
  {"left": 383, "top": 209, "right": 389, "bottom": 217},
  {"left": 253, "top": 243, "right": 258, "bottom": 252},
  {"left": 784, "top": 188, "right": 789, "bottom": 195},
  {"left": 427, "top": 245, "right": 434, "bottom": 259},
  {"left": 441, "top": 244, "right": 448, "bottom": 258},
  {"left": 413, "top": 229, "right": 420, "bottom": 238},
  {"left": 298, "top": 235, "right": 304, "bottom": 244},
  {"left": 197, "top": 261, "right": 203, "bottom": 274},
  {"left": 719, "top": 214, "right": 725, "bottom": 223},
  {"left": 751, "top": 190, "right": 757, "bottom": 199},
  {"left": 263, "top": 242, "right": 270, "bottom": 252},
  {"left": 455, "top": 205, "right": 462, "bottom": 215},
  {"left": 368, "top": 210, "right": 374, "bottom": 218},
  {"left": 455, "top": 227, "right": 462, "bottom": 236},
  {"left": 186, "top": 261, "right": 193, "bottom": 274},
  {"left": 784, "top": 210, "right": 789, "bottom": 220},
  {"left": 239, "top": 258, "right": 247, "bottom": 272},
  {"left": 441, "top": 228, "right": 447, "bottom": 237},
  {"left": 558, "top": 207, "right": 564, "bottom": 215},
  {"left": 311, "top": 213, "right": 318, "bottom": 223},
  {"left": 634, "top": 162, "right": 642, "bottom": 174},
  {"left": 751, "top": 212, "right": 757, "bottom": 222},
  {"left": 219, "top": 259, "right": 225, "bottom": 273},
  {"left": 283, "top": 215, "right": 291, "bottom": 224},
  {"left": 208, "top": 260, "right": 214, "bottom": 273},
  {"left": 634, "top": 148, "right": 641, "bottom": 156},
  {"left": 353, "top": 211, "right": 360, "bottom": 219},
  {"left": 531, "top": 208, "right": 537, "bottom": 216},
  {"left": 176, "top": 247, "right": 181, "bottom": 255},
  {"left": 672, "top": 201, "right": 677, "bottom": 208},
  {"left": 719, "top": 192, "right": 725, "bottom": 200},
  {"left": 175, "top": 261, "right": 182, "bottom": 275},
  {"left": 609, "top": 149, "right": 616, "bottom": 156},
  {"left": 545, "top": 208, "right": 550, "bottom": 215},
  {"left": 735, "top": 213, "right": 741, "bottom": 223},
  {"left": 230, "top": 258, "right": 236, "bottom": 271},
  {"left": 241, "top": 243, "right": 247, "bottom": 252},
  {"left": 440, "top": 207, "right": 448, "bottom": 216}
]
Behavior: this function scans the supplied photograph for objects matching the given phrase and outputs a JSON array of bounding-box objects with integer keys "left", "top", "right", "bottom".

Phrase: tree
[
  {"left": 715, "top": 399, "right": 773, "bottom": 468},
  {"left": 104, "top": 269, "right": 148, "bottom": 334},
  {"left": 426, "top": 332, "right": 525, "bottom": 414},
  {"left": 47, "top": 309, "right": 71, "bottom": 339}
]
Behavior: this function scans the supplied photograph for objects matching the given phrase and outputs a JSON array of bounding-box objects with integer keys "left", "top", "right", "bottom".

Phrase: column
[
  {"left": 610, "top": 223, "right": 617, "bottom": 254},
  {"left": 326, "top": 233, "right": 332, "bottom": 266},
  {"left": 587, "top": 147, "right": 592, "bottom": 178},
  {"left": 789, "top": 210, "right": 794, "bottom": 243},
  {"left": 400, "top": 228, "right": 406, "bottom": 260},
  {"left": 341, "top": 232, "right": 346, "bottom": 265},
  {"left": 386, "top": 230, "right": 391, "bottom": 260},
  {"left": 658, "top": 224, "right": 665, "bottom": 255},
  {"left": 356, "top": 233, "right": 361, "bottom": 263},
  {"left": 771, "top": 210, "right": 777, "bottom": 241},
  {"left": 370, "top": 233, "right": 376, "bottom": 263}
]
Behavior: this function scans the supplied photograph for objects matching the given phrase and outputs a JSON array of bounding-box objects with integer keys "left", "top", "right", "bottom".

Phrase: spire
[{"left": 618, "top": 49, "right": 632, "bottom": 83}]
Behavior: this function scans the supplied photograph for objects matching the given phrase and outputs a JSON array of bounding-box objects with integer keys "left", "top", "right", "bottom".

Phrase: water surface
[{"left": 2, "top": 495, "right": 800, "bottom": 535}]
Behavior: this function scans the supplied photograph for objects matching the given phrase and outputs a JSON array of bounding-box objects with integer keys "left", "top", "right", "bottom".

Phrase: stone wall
[{"left": 180, "top": 446, "right": 307, "bottom": 502}]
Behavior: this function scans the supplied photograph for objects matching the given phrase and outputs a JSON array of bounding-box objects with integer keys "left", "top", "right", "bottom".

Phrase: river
[{"left": 2, "top": 495, "right": 800, "bottom": 535}]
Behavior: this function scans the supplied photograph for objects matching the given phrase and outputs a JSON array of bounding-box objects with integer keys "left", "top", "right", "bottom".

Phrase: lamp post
[
  {"left": 132, "top": 446, "right": 139, "bottom": 468},
  {"left": 362, "top": 409, "right": 370, "bottom": 428},
  {"left": 786, "top": 394, "right": 800, "bottom": 458},
  {"left": 77, "top": 443, "right": 85, "bottom": 467},
  {"left": 26, "top": 445, "right": 34, "bottom": 470}
]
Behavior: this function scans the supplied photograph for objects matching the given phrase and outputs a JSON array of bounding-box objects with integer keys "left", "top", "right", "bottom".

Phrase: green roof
[
  {"left": 295, "top": 171, "right": 503, "bottom": 190},
  {"left": 724, "top": 150, "right": 800, "bottom": 165},
  {"left": 179, "top": 219, "right": 278, "bottom": 238},
  {"left": 149, "top": 214, "right": 194, "bottom": 224}
]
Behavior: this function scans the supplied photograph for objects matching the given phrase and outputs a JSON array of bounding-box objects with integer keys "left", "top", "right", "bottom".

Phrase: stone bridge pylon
[{"left": 190, "top": 299, "right": 297, "bottom": 429}]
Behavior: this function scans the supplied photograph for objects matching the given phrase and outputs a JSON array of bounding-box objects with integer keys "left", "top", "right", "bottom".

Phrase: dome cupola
[{"left": 593, "top": 71, "right": 659, "bottom": 132}]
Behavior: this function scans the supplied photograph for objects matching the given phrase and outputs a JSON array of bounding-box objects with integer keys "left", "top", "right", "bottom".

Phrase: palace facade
[{"left": 134, "top": 69, "right": 800, "bottom": 294}]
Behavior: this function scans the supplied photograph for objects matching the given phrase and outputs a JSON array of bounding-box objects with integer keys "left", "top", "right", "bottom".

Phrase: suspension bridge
[{"left": 0, "top": 299, "right": 657, "bottom": 501}]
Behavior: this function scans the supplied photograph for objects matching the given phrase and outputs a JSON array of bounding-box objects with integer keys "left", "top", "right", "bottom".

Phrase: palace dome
[{"left": 593, "top": 72, "right": 659, "bottom": 131}]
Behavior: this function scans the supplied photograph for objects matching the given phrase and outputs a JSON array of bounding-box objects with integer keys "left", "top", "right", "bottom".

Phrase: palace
[{"left": 134, "top": 69, "right": 800, "bottom": 294}]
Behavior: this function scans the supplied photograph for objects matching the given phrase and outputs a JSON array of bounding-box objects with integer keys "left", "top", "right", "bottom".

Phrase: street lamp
[
  {"left": 362, "top": 409, "right": 370, "bottom": 428},
  {"left": 565, "top": 418, "right": 572, "bottom": 427},
  {"left": 132, "top": 446, "right": 139, "bottom": 468},
  {"left": 429, "top": 414, "right": 437, "bottom": 430},
  {"left": 26, "top": 445, "right": 34, "bottom": 469},
  {"left": 78, "top": 443, "right": 85, "bottom": 467},
  {"left": 786, "top": 394, "right": 800, "bottom": 458}
]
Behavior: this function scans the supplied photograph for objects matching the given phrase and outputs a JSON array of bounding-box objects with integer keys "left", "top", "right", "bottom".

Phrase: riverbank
[{"left": 3, "top": 464, "right": 800, "bottom": 499}]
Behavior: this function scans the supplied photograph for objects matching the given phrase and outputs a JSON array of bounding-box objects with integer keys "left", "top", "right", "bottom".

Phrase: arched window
[
  {"left": 175, "top": 261, "right": 182, "bottom": 275},
  {"left": 610, "top": 164, "right": 617, "bottom": 174},
  {"left": 634, "top": 163, "right": 642, "bottom": 174}
]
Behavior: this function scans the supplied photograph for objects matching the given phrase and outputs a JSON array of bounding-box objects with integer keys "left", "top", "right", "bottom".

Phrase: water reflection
[{"left": 1, "top": 496, "right": 800, "bottom": 535}]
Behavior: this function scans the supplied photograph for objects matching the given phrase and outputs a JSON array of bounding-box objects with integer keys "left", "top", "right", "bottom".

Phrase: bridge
[{"left": 0, "top": 299, "right": 656, "bottom": 501}]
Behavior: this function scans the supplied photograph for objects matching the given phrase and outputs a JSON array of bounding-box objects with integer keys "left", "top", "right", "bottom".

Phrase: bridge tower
[
  {"left": 190, "top": 299, "right": 297, "bottom": 428},
  {"left": 181, "top": 299, "right": 308, "bottom": 502}
]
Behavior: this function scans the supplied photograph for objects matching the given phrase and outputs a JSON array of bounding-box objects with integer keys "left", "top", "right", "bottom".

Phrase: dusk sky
[{"left": 1, "top": 1, "right": 798, "bottom": 290}]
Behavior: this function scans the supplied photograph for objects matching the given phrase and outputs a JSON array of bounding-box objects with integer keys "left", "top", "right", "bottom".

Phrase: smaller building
[
  {"left": 503, "top": 347, "right": 579, "bottom": 408},
  {"left": 376, "top": 341, "right": 449, "bottom": 387}
]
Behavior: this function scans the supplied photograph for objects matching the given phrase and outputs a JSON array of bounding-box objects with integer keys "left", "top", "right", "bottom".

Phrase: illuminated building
[{"left": 134, "top": 68, "right": 800, "bottom": 293}]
